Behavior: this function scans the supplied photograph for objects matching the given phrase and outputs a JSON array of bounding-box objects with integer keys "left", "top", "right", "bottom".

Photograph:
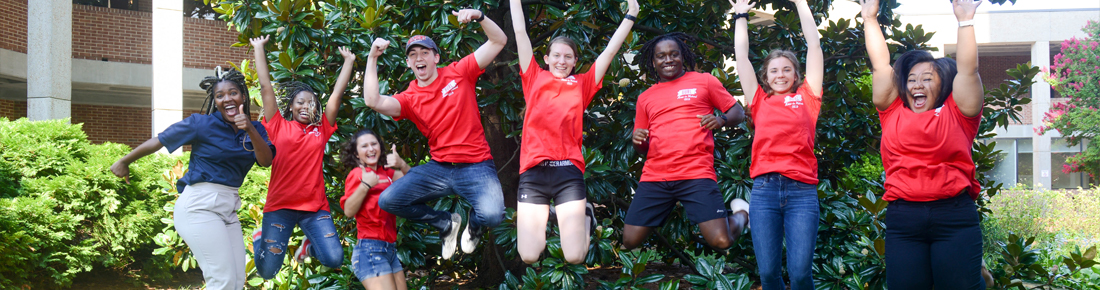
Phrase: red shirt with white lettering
[
  {"left": 879, "top": 94, "right": 981, "bottom": 202},
  {"left": 747, "top": 81, "right": 821, "bottom": 185},
  {"left": 262, "top": 114, "right": 337, "bottom": 213},
  {"left": 341, "top": 166, "right": 397, "bottom": 243},
  {"left": 635, "top": 72, "right": 738, "bottom": 182},
  {"left": 393, "top": 53, "right": 492, "bottom": 163},
  {"left": 519, "top": 56, "right": 603, "bottom": 174}
]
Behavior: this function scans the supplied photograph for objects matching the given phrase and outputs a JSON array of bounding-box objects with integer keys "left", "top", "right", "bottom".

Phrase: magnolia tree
[{"left": 1039, "top": 20, "right": 1100, "bottom": 179}]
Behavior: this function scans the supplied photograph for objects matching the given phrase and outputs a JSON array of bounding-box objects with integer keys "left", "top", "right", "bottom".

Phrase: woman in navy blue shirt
[{"left": 111, "top": 68, "right": 274, "bottom": 290}]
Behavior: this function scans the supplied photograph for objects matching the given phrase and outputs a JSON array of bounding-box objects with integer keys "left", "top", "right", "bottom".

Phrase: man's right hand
[
  {"left": 632, "top": 129, "right": 650, "bottom": 146},
  {"left": 370, "top": 38, "right": 390, "bottom": 58}
]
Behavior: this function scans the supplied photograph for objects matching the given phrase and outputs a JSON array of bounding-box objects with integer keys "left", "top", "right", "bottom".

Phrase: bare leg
[
  {"left": 517, "top": 202, "right": 551, "bottom": 264},
  {"left": 621, "top": 225, "right": 653, "bottom": 250},
  {"left": 699, "top": 211, "right": 748, "bottom": 249},
  {"left": 394, "top": 271, "right": 407, "bottom": 290},
  {"left": 362, "top": 273, "right": 400, "bottom": 290},
  {"left": 555, "top": 200, "right": 589, "bottom": 264}
]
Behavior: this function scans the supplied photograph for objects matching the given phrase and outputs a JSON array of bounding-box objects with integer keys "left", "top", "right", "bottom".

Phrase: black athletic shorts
[
  {"left": 517, "top": 160, "right": 586, "bottom": 206},
  {"left": 624, "top": 178, "right": 728, "bottom": 227}
]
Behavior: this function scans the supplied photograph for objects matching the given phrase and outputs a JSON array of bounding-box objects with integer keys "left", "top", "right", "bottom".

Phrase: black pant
[{"left": 885, "top": 193, "right": 985, "bottom": 290}]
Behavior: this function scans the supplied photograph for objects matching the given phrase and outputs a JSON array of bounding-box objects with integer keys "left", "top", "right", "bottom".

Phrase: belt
[{"left": 538, "top": 160, "right": 574, "bottom": 167}]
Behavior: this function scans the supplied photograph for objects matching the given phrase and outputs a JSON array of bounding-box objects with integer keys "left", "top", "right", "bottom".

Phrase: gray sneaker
[
  {"left": 441, "top": 213, "right": 462, "bottom": 259},
  {"left": 460, "top": 221, "right": 482, "bottom": 254}
]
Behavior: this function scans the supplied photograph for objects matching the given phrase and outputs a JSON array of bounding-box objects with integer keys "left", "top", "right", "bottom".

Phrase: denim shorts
[{"left": 351, "top": 239, "right": 403, "bottom": 280}]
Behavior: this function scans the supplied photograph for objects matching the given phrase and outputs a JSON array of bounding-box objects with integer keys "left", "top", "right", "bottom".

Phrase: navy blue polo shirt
[{"left": 158, "top": 113, "right": 276, "bottom": 192}]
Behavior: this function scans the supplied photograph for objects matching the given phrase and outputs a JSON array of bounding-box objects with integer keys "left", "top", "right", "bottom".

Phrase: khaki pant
[{"left": 175, "top": 183, "right": 246, "bottom": 290}]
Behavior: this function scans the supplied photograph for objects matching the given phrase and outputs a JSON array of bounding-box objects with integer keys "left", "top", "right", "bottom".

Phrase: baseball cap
[{"left": 405, "top": 35, "right": 439, "bottom": 53}]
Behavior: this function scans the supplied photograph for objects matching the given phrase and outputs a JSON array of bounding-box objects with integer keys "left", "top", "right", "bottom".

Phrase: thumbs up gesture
[{"left": 386, "top": 144, "right": 410, "bottom": 172}]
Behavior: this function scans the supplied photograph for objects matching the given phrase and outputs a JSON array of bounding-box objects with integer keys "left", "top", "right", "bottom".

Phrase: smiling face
[
  {"left": 905, "top": 61, "right": 941, "bottom": 113},
  {"left": 356, "top": 133, "right": 381, "bottom": 168},
  {"left": 765, "top": 57, "right": 798, "bottom": 95},
  {"left": 652, "top": 40, "right": 686, "bottom": 82},
  {"left": 544, "top": 42, "right": 577, "bottom": 78},
  {"left": 214, "top": 80, "right": 245, "bottom": 121},
  {"left": 406, "top": 46, "right": 441, "bottom": 84},
  {"left": 290, "top": 91, "right": 316, "bottom": 124}
]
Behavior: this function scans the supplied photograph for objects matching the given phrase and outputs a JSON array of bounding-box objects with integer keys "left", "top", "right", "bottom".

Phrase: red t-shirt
[
  {"left": 879, "top": 94, "right": 982, "bottom": 202},
  {"left": 393, "top": 53, "right": 492, "bottom": 163},
  {"left": 261, "top": 114, "right": 337, "bottom": 213},
  {"left": 747, "top": 81, "right": 822, "bottom": 185},
  {"left": 635, "top": 72, "right": 738, "bottom": 182},
  {"left": 340, "top": 166, "right": 397, "bottom": 243},
  {"left": 519, "top": 56, "right": 603, "bottom": 174}
]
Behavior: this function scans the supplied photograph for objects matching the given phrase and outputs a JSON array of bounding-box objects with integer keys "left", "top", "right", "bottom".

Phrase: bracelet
[
  {"left": 360, "top": 180, "right": 373, "bottom": 190},
  {"left": 718, "top": 113, "right": 729, "bottom": 126},
  {"left": 958, "top": 20, "right": 974, "bottom": 27},
  {"left": 624, "top": 14, "right": 637, "bottom": 22},
  {"left": 473, "top": 14, "right": 485, "bottom": 22},
  {"left": 733, "top": 13, "right": 750, "bottom": 22}
]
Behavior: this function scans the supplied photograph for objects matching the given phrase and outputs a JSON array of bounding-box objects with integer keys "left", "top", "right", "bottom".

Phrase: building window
[
  {"left": 1051, "top": 139, "right": 1091, "bottom": 189},
  {"left": 988, "top": 137, "right": 1092, "bottom": 190},
  {"left": 1017, "top": 138, "right": 1033, "bottom": 186},
  {"left": 73, "top": 0, "right": 139, "bottom": 11}
]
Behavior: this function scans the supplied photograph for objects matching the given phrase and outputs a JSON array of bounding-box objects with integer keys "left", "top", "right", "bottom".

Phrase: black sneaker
[{"left": 586, "top": 203, "right": 597, "bottom": 237}]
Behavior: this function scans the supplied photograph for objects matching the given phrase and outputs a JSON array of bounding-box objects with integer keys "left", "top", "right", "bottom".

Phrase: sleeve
[
  {"left": 260, "top": 112, "right": 283, "bottom": 132},
  {"left": 455, "top": 53, "right": 486, "bottom": 83},
  {"left": 581, "top": 68, "right": 605, "bottom": 108},
  {"left": 947, "top": 94, "right": 983, "bottom": 138},
  {"left": 799, "top": 80, "right": 823, "bottom": 120},
  {"left": 708, "top": 75, "right": 737, "bottom": 112},
  {"left": 520, "top": 55, "right": 541, "bottom": 94},
  {"left": 157, "top": 114, "right": 200, "bottom": 153},
  {"left": 250, "top": 122, "right": 277, "bottom": 157},
  {"left": 634, "top": 94, "right": 649, "bottom": 131},
  {"left": 749, "top": 86, "right": 768, "bottom": 117},
  {"left": 392, "top": 92, "right": 412, "bottom": 121},
  {"left": 320, "top": 113, "right": 338, "bottom": 138},
  {"left": 340, "top": 168, "right": 362, "bottom": 209}
]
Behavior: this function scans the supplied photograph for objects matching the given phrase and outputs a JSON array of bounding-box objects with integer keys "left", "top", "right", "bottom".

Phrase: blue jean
[
  {"left": 749, "top": 173, "right": 820, "bottom": 290},
  {"left": 351, "top": 239, "right": 403, "bottom": 280},
  {"left": 378, "top": 160, "right": 505, "bottom": 233},
  {"left": 885, "top": 193, "right": 984, "bottom": 290},
  {"left": 253, "top": 209, "right": 344, "bottom": 279}
]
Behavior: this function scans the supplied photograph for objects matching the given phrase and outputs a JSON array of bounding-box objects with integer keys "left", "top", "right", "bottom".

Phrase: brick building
[{"left": 0, "top": 0, "right": 249, "bottom": 148}]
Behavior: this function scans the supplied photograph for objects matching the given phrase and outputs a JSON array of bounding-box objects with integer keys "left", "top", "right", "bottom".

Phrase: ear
[{"left": 433, "top": 53, "right": 440, "bottom": 64}]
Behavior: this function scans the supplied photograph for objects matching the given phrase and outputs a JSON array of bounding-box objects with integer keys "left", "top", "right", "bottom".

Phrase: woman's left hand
[
  {"left": 953, "top": 0, "right": 981, "bottom": 21},
  {"left": 233, "top": 113, "right": 253, "bottom": 131}
]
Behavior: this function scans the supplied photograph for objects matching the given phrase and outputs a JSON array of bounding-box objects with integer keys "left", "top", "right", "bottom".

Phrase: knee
[
  {"left": 621, "top": 237, "right": 641, "bottom": 250},
  {"left": 317, "top": 250, "right": 344, "bottom": 268},
  {"left": 563, "top": 251, "right": 587, "bottom": 265},
  {"left": 520, "top": 252, "right": 540, "bottom": 265},
  {"left": 377, "top": 192, "right": 397, "bottom": 212},
  {"left": 708, "top": 236, "right": 732, "bottom": 250},
  {"left": 475, "top": 206, "right": 505, "bottom": 228}
]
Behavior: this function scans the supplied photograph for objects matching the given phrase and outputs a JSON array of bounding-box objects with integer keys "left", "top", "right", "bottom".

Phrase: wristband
[
  {"left": 625, "top": 14, "right": 637, "bottom": 22},
  {"left": 360, "top": 179, "right": 373, "bottom": 190},
  {"left": 718, "top": 113, "right": 729, "bottom": 126},
  {"left": 473, "top": 14, "right": 485, "bottom": 22},
  {"left": 733, "top": 13, "right": 750, "bottom": 22},
  {"left": 958, "top": 20, "right": 974, "bottom": 27}
]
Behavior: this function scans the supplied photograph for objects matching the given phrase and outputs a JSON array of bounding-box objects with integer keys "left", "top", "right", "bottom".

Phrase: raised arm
[
  {"left": 732, "top": 0, "right": 759, "bottom": 107},
  {"left": 952, "top": 0, "right": 983, "bottom": 117},
  {"left": 454, "top": 9, "right": 508, "bottom": 69},
  {"left": 793, "top": 0, "right": 823, "bottom": 96},
  {"left": 860, "top": 0, "right": 896, "bottom": 110},
  {"left": 362, "top": 38, "right": 402, "bottom": 117},
  {"left": 592, "top": 0, "right": 639, "bottom": 80},
  {"left": 509, "top": 0, "right": 534, "bottom": 72},
  {"left": 325, "top": 47, "right": 357, "bottom": 126},
  {"left": 250, "top": 36, "right": 280, "bottom": 121}
]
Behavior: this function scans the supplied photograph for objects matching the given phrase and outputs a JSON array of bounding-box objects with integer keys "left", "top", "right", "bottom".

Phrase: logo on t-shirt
[
  {"left": 784, "top": 94, "right": 804, "bottom": 108},
  {"left": 935, "top": 107, "right": 942, "bottom": 116},
  {"left": 305, "top": 126, "right": 321, "bottom": 137},
  {"left": 677, "top": 88, "right": 698, "bottom": 101},
  {"left": 441, "top": 80, "right": 458, "bottom": 98},
  {"left": 557, "top": 75, "right": 578, "bottom": 85}
]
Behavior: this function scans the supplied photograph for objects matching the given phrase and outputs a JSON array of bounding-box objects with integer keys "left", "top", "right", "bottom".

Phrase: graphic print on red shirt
[
  {"left": 262, "top": 113, "right": 337, "bottom": 213},
  {"left": 519, "top": 56, "right": 603, "bottom": 174},
  {"left": 747, "top": 81, "right": 822, "bottom": 185},
  {"left": 392, "top": 53, "right": 492, "bottom": 163},
  {"left": 341, "top": 166, "right": 398, "bottom": 243},
  {"left": 879, "top": 94, "right": 982, "bottom": 202},
  {"left": 634, "top": 72, "right": 738, "bottom": 182}
]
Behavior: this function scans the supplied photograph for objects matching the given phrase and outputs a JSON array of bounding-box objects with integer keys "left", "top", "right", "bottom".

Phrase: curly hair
[
  {"left": 340, "top": 129, "right": 388, "bottom": 171},
  {"left": 278, "top": 81, "right": 322, "bottom": 126},
  {"left": 638, "top": 32, "right": 697, "bottom": 82},
  {"left": 198, "top": 67, "right": 250, "bottom": 116}
]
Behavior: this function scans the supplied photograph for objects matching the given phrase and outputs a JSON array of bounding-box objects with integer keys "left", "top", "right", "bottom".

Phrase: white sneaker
[
  {"left": 441, "top": 213, "right": 462, "bottom": 259},
  {"left": 730, "top": 198, "right": 750, "bottom": 230},
  {"left": 460, "top": 221, "right": 482, "bottom": 254}
]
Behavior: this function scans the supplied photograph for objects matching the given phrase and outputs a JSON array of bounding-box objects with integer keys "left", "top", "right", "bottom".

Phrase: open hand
[
  {"left": 249, "top": 35, "right": 269, "bottom": 48},
  {"left": 452, "top": 9, "right": 484, "bottom": 24},
  {"left": 731, "top": 0, "right": 753, "bottom": 14},
  {"left": 338, "top": 46, "right": 356, "bottom": 61},
  {"left": 632, "top": 129, "right": 650, "bottom": 146},
  {"left": 953, "top": 0, "right": 981, "bottom": 22}
]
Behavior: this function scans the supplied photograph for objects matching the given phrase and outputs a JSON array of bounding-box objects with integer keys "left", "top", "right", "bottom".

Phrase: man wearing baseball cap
[{"left": 359, "top": 9, "right": 507, "bottom": 260}]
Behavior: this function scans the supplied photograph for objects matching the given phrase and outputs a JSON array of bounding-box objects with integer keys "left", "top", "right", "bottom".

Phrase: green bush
[{"left": 0, "top": 118, "right": 186, "bottom": 288}]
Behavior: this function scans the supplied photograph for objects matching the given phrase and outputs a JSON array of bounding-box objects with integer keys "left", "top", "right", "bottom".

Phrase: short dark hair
[
  {"left": 340, "top": 129, "right": 387, "bottom": 171},
  {"left": 198, "top": 68, "right": 250, "bottom": 116},
  {"left": 638, "top": 32, "right": 697, "bottom": 82},
  {"left": 758, "top": 49, "right": 804, "bottom": 95},
  {"left": 278, "top": 81, "right": 322, "bottom": 125},
  {"left": 892, "top": 50, "right": 956, "bottom": 109}
]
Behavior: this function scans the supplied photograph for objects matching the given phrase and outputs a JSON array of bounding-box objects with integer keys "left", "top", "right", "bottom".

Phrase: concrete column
[
  {"left": 1031, "top": 41, "right": 1052, "bottom": 190},
  {"left": 27, "top": 0, "right": 72, "bottom": 121},
  {"left": 152, "top": 0, "right": 183, "bottom": 151}
]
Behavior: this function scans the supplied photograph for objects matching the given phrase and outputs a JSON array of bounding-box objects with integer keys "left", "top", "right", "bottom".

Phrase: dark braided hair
[
  {"left": 638, "top": 32, "right": 697, "bottom": 82},
  {"left": 340, "top": 129, "right": 388, "bottom": 171},
  {"left": 278, "top": 81, "right": 322, "bottom": 126},
  {"left": 198, "top": 67, "right": 250, "bottom": 116}
]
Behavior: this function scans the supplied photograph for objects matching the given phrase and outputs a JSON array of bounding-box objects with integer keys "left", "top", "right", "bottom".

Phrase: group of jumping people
[{"left": 110, "top": 0, "right": 989, "bottom": 289}]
